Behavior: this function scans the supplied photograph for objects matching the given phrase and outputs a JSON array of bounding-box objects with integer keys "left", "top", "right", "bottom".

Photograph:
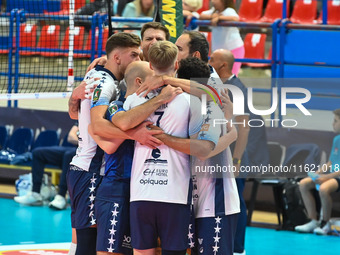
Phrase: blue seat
[
  {"left": 0, "top": 126, "right": 9, "bottom": 150},
  {"left": 32, "top": 130, "right": 60, "bottom": 150},
  {"left": 0, "top": 127, "right": 34, "bottom": 164},
  {"left": 6, "top": 127, "right": 34, "bottom": 154}
]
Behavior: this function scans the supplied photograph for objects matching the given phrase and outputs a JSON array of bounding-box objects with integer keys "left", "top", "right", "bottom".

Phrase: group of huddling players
[{"left": 66, "top": 21, "right": 247, "bottom": 255}]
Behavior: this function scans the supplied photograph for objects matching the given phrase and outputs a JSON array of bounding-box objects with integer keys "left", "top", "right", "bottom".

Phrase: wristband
[{"left": 233, "top": 158, "right": 241, "bottom": 165}]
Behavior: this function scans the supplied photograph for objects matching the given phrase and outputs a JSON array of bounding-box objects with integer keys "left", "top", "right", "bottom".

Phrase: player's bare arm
[
  {"left": 68, "top": 78, "right": 99, "bottom": 119},
  {"left": 112, "top": 85, "right": 182, "bottom": 131},
  {"left": 137, "top": 74, "right": 212, "bottom": 99}
]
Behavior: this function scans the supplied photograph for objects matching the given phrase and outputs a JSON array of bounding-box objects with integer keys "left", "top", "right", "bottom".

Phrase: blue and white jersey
[
  {"left": 70, "top": 66, "right": 119, "bottom": 173},
  {"left": 104, "top": 99, "right": 134, "bottom": 193},
  {"left": 194, "top": 121, "right": 240, "bottom": 218},
  {"left": 124, "top": 91, "right": 205, "bottom": 205}
]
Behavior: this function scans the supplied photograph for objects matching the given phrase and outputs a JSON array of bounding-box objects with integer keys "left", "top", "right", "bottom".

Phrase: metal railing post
[{"left": 7, "top": 9, "right": 17, "bottom": 107}]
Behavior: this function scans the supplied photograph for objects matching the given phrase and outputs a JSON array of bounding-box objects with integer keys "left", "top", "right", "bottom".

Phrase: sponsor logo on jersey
[
  {"left": 108, "top": 103, "right": 119, "bottom": 116},
  {"left": 93, "top": 88, "right": 102, "bottom": 102},
  {"left": 139, "top": 178, "right": 168, "bottom": 185},
  {"left": 200, "top": 124, "right": 210, "bottom": 132},
  {"left": 143, "top": 168, "right": 168, "bottom": 177}
]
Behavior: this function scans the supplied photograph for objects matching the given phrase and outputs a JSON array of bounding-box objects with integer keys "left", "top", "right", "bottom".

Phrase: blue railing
[{"left": 1, "top": 7, "right": 340, "bottom": 122}]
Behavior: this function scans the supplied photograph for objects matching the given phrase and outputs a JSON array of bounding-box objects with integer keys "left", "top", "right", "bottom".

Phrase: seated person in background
[
  {"left": 116, "top": 0, "right": 134, "bottom": 16},
  {"left": 120, "top": 0, "right": 154, "bottom": 36},
  {"left": 14, "top": 124, "right": 78, "bottom": 210},
  {"left": 295, "top": 108, "right": 340, "bottom": 235},
  {"left": 75, "top": 0, "right": 106, "bottom": 31}
]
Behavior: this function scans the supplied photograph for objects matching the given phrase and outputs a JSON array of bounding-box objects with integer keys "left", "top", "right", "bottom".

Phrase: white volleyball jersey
[
  {"left": 124, "top": 91, "right": 204, "bottom": 204},
  {"left": 70, "top": 66, "right": 120, "bottom": 173},
  {"left": 193, "top": 123, "right": 240, "bottom": 218}
]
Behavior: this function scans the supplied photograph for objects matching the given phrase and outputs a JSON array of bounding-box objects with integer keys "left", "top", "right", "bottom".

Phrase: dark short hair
[
  {"left": 141, "top": 22, "right": 170, "bottom": 41},
  {"left": 177, "top": 57, "right": 210, "bottom": 84},
  {"left": 105, "top": 32, "right": 141, "bottom": 56},
  {"left": 333, "top": 109, "right": 340, "bottom": 118},
  {"left": 221, "top": 0, "right": 235, "bottom": 9},
  {"left": 183, "top": 30, "right": 209, "bottom": 63}
]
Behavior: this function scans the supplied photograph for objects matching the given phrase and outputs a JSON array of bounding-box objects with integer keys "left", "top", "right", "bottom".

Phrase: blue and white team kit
[
  {"left": 124, "top": 90, "right": 220, "bottom": 251},
  {"left": 67, "top": 65, "right": 240, "bottom": 254},
  {"left": 95, "top": 99, "right": 134, "bottom": 254},
  {"left": 67, "top": 66, "right": 120, "bottom": 230}
]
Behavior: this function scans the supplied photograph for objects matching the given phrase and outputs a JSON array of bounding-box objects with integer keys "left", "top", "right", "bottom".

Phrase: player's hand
[
  {"left": 159, "top": 85, "right": 183, "bottom": 104},
  {"left": 148, "top": 125, "right": 167, "bottom": 142},
  {"left": 86, "top": 56, "right": 108, "bottom": 73},
  {"left": 72, "top": 78, "right": 100, "bottom": 100},
  {"left": 136, "top": 74, "right": 165, "bottom": 97},
  {"left": 130, "top": 121, "right": 164, "bottom": 149},
  {"left": 221, "top": 88, "right": 233, "bottom": 120}
]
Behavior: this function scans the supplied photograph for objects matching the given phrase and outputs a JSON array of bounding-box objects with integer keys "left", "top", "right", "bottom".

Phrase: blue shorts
[
  {"left": 130, "top": 201, "right": 191, "bottom": 251},
  {"left": 67, "top": 165, "right": 102, "bottom": 229},
  {"left": 95, "top": 177, "right": 132, "bottom": 254},
  {"left": 191, "top": 213, "right": 239, "bottom": 255}
]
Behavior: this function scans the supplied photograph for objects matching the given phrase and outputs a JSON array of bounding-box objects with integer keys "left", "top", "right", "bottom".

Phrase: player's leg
[
  {"left": 193, "top": 214, "right": 238, "bottom": 255},
  {"left": 157, "top": 202, "right": 191, "bottom": 255},
  {"left": 96, "top": 177, "right": 132, "bottom": 255}
]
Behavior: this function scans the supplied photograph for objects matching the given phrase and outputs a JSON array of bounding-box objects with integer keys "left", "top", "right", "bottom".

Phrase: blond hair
[
  {"left": 148, "top": 41, "right": 178, "bottom": 71},
  {"left": 183, "top": 0, "right": 203, "bottom": 11}
]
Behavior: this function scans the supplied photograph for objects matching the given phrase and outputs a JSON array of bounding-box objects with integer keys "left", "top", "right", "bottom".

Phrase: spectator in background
[
  {"left": 200, "top": 0, "right": 245, "bottom": 75},
  {"left": 121, "top": 0, "right": 154, "bottom": 36},
  {"left": 116, "top": 0, "right": 134, "bottom": 16},
  {"left": 14, "top": 124, "right": 78, "bottom": 210},
  {"left": 295, "top": 109, "right": 340, "bottom": 235},
  {"left": 182, "top": 0, "right": 203, "bottom": 19},
  {"left": 74, "top": 0, "right": 106, "bottom": 31}
]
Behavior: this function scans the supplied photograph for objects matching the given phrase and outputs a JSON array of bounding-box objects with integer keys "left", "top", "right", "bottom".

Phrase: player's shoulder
[
  {"left": 85, "top": 66, "right": 117, "bottom": 82},
  {"left": 123, "top": 93, "right": 147, "bottom": 110}
]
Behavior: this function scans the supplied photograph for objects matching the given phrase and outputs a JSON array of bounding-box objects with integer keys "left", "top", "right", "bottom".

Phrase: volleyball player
[{"left": 67, "top": 32, "right": 144, "bottom": 255}]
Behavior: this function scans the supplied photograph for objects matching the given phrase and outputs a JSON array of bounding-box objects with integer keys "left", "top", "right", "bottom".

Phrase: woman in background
[
  {"left": 200, "top": 0, "right": 244, "bottom": 75},
  {"left": 121, "top": 0, "right": 154, "bottom": 36}
]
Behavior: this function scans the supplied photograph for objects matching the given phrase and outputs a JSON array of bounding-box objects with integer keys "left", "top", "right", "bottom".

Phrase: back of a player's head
[
  {"left": 125, "top": 61, "right": 152, "bottom": 88},
  {"left": 183, "top": 30, "right": 209, "bottom": 63},
  {"left": 177, "top": 57, "right": 210, "bottom": 83},
  {"left": 333, "top": 109, "right": 340, "bottom": 119},
  {"left": 148, "top": 41, "right": 178, "bottom": 73},
  {"left": 105, "top": 32, "right": 141, "bottom": 57},
  {"left": 141, "top": 22, "right": 170, "bottom": 41}
]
